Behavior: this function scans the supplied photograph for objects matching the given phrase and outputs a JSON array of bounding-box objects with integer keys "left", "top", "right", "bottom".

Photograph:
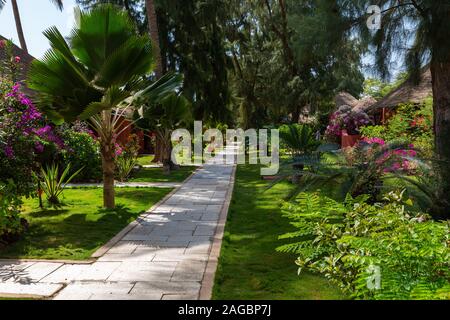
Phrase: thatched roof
[
  {"left": 335, "top": 92, "right": 359, "bottom": 109},
  {"left": 367, "top": 68, "right": 433, "bottom": 112},
  {"left": 335, "top": 92, "right": 377, "bottom": 113},
  {"left": 0, "top": 35, "right": 35, "bottom": 82},
  {"left": 354, "top": 96, "right": 377, "bottom": 112}
]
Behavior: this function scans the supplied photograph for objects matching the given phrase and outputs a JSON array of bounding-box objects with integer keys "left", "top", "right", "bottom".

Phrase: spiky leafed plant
[
  {"left": 0, "top": 0, "right": 64, "bottom": 53},
  {"left": 293, "top": 140, "right": 422, "bottom": 203},
  {"left": 37, "top": 163, "right": 83, "bottom": 206},
  {"left": 28, "top": 4, "right": 182, "bottom": 208},
  {"left": 279, "top": 124, "right": 319, "bottom": 158}
]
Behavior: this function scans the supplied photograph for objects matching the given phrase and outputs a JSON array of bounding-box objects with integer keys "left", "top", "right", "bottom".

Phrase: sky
[{"left": 0, "top": 0, "right": 77, "bottom": 59}]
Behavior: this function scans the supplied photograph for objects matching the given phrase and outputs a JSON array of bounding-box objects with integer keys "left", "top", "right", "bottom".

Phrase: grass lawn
[
  {"left": 0, "top": 187, "right": 172, "bottom": 260},
  {"left": 212, "top": 164, "right": 346, "bottom": 300},
  {"left": 136, "top": 155, "right": 155, "bottom": 166},
  {"left": 129, "top": 166, "right": 196, "bottom": 183}
]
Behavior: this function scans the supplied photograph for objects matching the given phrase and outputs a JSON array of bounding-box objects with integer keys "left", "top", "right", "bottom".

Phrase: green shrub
[
  {"left": 361, "top": 99, "right": 434, "bottom": 157},
  {"left": 359, "top": 125, "right": 386, "bottom": 139},
  {"left": 278, "top": 190, "right": 450, "bottom": 300},
  {"left": 60, "top": 130, "right": 102, "bottom": 182},
  {"left": 115, "top": 134, "right": 140, "bottom": 182},
  {"left": 0, "top": 181, "right": 26, "bottom": 244}
]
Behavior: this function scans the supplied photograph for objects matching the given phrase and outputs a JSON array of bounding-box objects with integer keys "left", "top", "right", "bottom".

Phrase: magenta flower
[
  {"left": 4, "top": 145, "right": 14, "bottom": 159},
  {"left": 34, "top": 141, "right": 45, "bottom": 154}
]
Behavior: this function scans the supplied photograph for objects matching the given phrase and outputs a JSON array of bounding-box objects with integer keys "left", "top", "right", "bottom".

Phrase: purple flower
[
  {"left": 4, "top": 145, "right": 14, "bottom": 159},
  {"left": 34, "top": 141, "right": 45, "bottom": 154}
]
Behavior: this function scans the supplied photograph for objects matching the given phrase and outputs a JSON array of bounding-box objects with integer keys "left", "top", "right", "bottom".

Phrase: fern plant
[
  {"left": 37, "top": 163, "right": 83, "bottom": 206},
  {"left": 278, "top": 191, "right": 450, "bottom": 300}
]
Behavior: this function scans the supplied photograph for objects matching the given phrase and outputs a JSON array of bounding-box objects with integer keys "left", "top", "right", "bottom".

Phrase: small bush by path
[
  {"left": 212, "top": 165, "right": 346, "bottom": 300},
  {"left": 0, "top": 187, "right": 172, "bottom": 260}
]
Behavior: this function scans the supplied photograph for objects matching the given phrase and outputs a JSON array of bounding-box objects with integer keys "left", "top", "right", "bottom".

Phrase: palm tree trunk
[
  {"left": 98, "top": 111, "right": 116, "bottom": 209},
  {"left": 11, "top": 0, "right": 28, "bottom": 53},
  {"left": 101, "top": 145, "right": 116, "bottom": 209},
  {"left": 145, "top": 0, "right": 163, "bottom": 78}
]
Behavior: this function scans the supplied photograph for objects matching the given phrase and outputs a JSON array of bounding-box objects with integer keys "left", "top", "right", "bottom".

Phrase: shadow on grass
[{"left": 212, "top": 164, "right": 347, "bottom": 300}]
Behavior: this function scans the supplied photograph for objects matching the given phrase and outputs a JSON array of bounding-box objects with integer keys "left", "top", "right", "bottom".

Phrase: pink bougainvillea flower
[
  {"left": 34, "top": 141, "right": 45, "bottom": 154},
  {"left": 4, "top": 145, "right": 14, "bottom": 159}
]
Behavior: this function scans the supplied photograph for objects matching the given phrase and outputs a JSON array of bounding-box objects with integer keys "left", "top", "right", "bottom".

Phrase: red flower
[{"left": 14, "top": 56, "right": 21, "bottom": 63}]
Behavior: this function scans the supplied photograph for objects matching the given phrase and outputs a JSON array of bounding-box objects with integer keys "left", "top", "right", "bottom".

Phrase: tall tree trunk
[
  {"left": 11, "top": 0, "right": 28, "bottom": 53},
  {"left": 145, "top": 0, "right": 163, "bottom": 78},
  {"left": 430, "top": 6, "right": 450, "bottom": 220},
  {"left": 430, "top": 60, "right": 450, "bottom": 220},
  {"left": 145, "top": 0, "right": 164, "bottom": 162},
  {"left": 99, "top": 111, "right": 116, "bottom": 209}
]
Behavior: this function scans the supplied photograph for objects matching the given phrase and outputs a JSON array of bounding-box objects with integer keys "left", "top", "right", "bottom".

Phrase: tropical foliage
[
  {"left": 28, "top": 4, "right": 181, "bottom": 208},
  {"left": 115, "top": 134, "right": 140, "bottom": 182},
  {"left": 36, "top": 163, "right": 83, "bottom": 206},
  {"left": 136, "top": 93, "right": 192, "bottom": 171},
  {"left": 279, "top": 124, "right": 319, "bottom": 158},
  {"left": 278, "top": 191, "right": 450, "bottom": 300},
  {"left": 325, "top": 105, "right": 372, "bottom": 141}
]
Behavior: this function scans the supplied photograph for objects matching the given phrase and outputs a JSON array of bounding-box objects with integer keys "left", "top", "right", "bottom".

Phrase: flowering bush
[
  {"left": 58, "top": 126, "right": 102, "bottom": 182},
  {"left": 0, "top": 40, "right": 64, "bottom": 239},
  {"left": 361, "top": 137, "right": 418, "bottom": 173},
  {"left": 325, "top": 105, "right": 372, "bottom": 141},
  {"left": 360, "top": 99, "right": 434, "bottom": 157}
]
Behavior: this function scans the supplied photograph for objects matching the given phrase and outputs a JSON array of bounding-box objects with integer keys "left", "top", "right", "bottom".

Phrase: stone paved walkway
[{"left": 0, "top": 147, "right": 236, "bottom": 300}]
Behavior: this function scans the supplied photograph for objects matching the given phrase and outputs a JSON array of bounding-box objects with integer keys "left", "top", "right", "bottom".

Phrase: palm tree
[
  {"left": 0, "top": 0, "right": 64, "bottom": 53},
  {"left": 28, "top": 4, "right": 181, "bottom": 208},
  {"left": 136, "top": 93, "right": 192, "bottom": 172}
]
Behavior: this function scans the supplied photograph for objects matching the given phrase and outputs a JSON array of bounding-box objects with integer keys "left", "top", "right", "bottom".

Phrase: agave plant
[{"left": 37, "top": 163, "right": 83, "bottom": 206}]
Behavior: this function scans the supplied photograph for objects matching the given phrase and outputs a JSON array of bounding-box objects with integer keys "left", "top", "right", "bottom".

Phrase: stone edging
[{"left": 198, "top": 164, "right": 237, "bottom": 300}]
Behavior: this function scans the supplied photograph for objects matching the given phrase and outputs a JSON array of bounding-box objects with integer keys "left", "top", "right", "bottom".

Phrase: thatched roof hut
[
  {"left": 334, "top": 92, "right": 378, "bottom": 113},
  {"left": 367, "top": 68, "right": 433, "bottom": 112},
  {"left": 354, "top": 96, "right": 377, "bottom": 112},
  {"left": 335, "top": 92, "right": 359, "bottom": 109}
]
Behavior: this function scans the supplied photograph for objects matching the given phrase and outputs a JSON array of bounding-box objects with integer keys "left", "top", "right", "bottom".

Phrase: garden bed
[{"left": 0, "top": 187, "right": 172, "bottom": 260}]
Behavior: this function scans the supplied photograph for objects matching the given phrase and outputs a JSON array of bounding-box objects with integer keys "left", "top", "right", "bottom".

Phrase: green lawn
[
  {"left": 0, "top": 187, "right": 172, "bottom": 260},
  {"left": 129, "top": 166, "right": 196, "bottom": 183},
  {"left": 212, "top": 164, "right": 346, "bottom": 300},
  {"left": 136, "top": 155, "right": 155, "bottom": 166}
]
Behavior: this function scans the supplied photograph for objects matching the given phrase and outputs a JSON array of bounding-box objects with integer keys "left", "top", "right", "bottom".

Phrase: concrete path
[{"left": 0, "top": 147, "right": 237, "bottom": 300}]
